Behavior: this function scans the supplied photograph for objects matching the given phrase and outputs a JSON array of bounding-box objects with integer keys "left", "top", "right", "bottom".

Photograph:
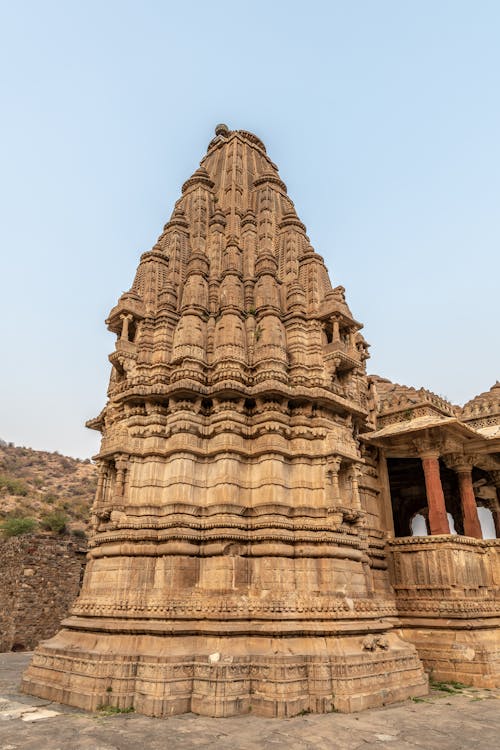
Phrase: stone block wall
[
  {"left": 388, "top": 536, "right": 500, "bottom": 614},
  {"left": 0, "top": 534, "right": 86, "bottom": 652},
  {"left": 387, "top": 537, "right": 500, "bottom": 687}
]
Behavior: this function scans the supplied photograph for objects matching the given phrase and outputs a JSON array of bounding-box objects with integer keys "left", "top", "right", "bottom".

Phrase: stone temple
[{"left": 23, "top": 125, "right": 499, "bottom": 716}]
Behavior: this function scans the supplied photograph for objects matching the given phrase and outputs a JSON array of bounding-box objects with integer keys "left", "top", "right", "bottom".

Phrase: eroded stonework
[{"left": 23, "top": 126, "right": 499, "bottom": 716}]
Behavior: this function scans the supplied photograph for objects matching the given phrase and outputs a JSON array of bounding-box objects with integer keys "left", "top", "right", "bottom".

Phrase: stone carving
[
  {"left": 22, "top": 125, "right": 498, "bottom": 716},
  {"left": 363, "top": 372, "right": 500, "bottom": 687},
  {"left": 362, "top": 635, "right": 389, "bottom": 651},
  {"left": 387, "top": 538, "right": 499, "bottom": 687}
]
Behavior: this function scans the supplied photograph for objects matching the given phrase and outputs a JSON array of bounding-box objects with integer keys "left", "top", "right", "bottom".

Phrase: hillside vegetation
[{"left": 0, "top": 441, "right": 97, "bottom": 536}]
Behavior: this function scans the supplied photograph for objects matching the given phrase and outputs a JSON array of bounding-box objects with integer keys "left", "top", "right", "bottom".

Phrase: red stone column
[
  {"left": 489, "top": 471, "right": 500, "bottom": 538},
  {"left": 493, "top": 503, "right": 500, "bottom": 539},
  {"left": 421, "top": 455, "right": 450, "bottom": 535},
  {"left": 456, "top": 469, "right": 483, "bottom": 539}
]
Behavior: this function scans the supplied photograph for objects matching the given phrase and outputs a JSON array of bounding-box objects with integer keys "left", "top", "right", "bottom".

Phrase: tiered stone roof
[
  {"left": 368, "top": 375, "right": 456, "bottom": 429},
  {"left": 370, "top": 376, "right": 500, "bottom": 434},
  {"left": 98, "top": 125, "right": 371, "bottom": 449},
  {"left": 461, "top": 382, "right": 500, "bottom": 437},
  {"left": 365, "top": 376, "right": 500, "bottom": 459}
]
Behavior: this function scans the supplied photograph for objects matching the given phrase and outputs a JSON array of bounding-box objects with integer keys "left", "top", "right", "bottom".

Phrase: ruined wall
[{"left": 0, "top": 534, "right": 86, "bottom": 652}]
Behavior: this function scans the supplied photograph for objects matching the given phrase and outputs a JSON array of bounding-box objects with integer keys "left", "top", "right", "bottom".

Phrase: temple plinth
[{"left": 22, "top": 126, "right": 428, "bottom": 717}]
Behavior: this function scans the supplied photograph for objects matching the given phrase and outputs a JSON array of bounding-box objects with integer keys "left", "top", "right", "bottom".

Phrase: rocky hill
[{"left": 0, "top": 441, "right": 97, "bottom": 535}]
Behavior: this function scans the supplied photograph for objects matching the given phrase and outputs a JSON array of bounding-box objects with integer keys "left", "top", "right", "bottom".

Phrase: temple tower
[{"left": 23, "top": 126, "right": 427, "bottom": 716}]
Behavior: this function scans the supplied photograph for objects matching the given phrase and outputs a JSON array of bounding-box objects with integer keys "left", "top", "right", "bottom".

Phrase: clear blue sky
[{"left": 1, "top": 1, "right": 499, "bottom": 458}]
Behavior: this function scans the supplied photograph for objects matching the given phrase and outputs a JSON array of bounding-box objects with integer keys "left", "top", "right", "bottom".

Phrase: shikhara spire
[
  {"left": 102, "top": 125, "right": 370, "bottom": 425},
  {"left": 27, "top": 125, "right": 500, "bottom": 717}
]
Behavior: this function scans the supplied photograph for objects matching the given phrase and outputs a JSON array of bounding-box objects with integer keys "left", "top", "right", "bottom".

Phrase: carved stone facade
[
  {"left": 23, "top": 126, "right": 498, "bottom": 716},
  {"left": 388, "top": 537, "right": 499, "bottom": 687},
  {"left": 365, "top": 378, "right": 500, "bottom": 685}
]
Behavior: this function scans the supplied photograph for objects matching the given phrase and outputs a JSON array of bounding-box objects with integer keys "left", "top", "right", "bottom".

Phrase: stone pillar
[
  {"left": 456, "top": 469, "right": 482, "bottom": 539},
  {"left": 348, "top": 328, "right": 356, "bottom": 351},
  {"left": 115, "top": 468, "right": 125, "bottom": 497},
  {"left": 444, "top": 454, "right": 483, "bottom": 539},
  {"left": 378, "top": 449, "right": 395, "bottom": 538},
  {"left": 95, "top": 464, "right": 105, "bottom": 504},
  {"left": 489, "top": 471, "right": 500, "bottom": 538},
  {"left": 120, "top": 313, "right": 133, "bottom": 341},
  {"left": 101, "top": 463, "right": 111, "bottom": 503},
  {"left": 114, "top": 456, "right": 129, "bottom": 498},
  {"left": 348, "top": 464, "right": 362, "bottom": 511},
  {"left": 332, "top": 316, "right": 340, "bottom": 343},
  {"left": 420, "top": 454, "right": 450, "bottom": 535},
  {"left": 327, "top": 456, "right": 342, "bottom": 504}
]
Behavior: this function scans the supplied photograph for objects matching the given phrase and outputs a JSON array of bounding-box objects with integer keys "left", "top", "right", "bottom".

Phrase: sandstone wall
[
  {"left": 387, "top": 537, "right": 500, "bottom": 687},
  {"left": 0, "top": 534, "right": 86, "bottom": 652}
]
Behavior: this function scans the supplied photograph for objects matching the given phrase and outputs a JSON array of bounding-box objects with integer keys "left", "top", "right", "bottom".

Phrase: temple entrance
[{"left": 387, "top": 458, "right": 426, "bottom": 537}]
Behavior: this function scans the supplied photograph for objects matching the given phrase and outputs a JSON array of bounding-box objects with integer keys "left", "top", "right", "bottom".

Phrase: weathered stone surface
[
  {"left": 388, "top": 537, "right": 500, "bottom": 686},
  {"left": 0, "top": 535, "right": 85, "bottom": 652},
  {"left": 21, "top": 126, "right": 427, "bottom": 716},
  {"left": 4, "top": 654, "right": 500, "bottom": 750},
  {"left": 364, "top": 372, "right": 500, "bottom": 688},
  {"left": 21, "top": 125, "right": 499, "bottom": 715}
]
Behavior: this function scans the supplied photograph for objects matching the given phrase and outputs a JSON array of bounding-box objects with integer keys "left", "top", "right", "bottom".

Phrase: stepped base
[
  {"left": 22, "top": 627, "right": 428, "bottom": 717},
  {"left": 400, "top": 621, "right": 500, "bottom": 688}
]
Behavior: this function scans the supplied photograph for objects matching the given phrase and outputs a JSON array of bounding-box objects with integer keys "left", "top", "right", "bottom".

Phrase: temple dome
[{"left": 462, "top": 381, "right": 500, "bottom": 422}]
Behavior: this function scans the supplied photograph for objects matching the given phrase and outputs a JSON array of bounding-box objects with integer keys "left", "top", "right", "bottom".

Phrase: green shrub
[
  {"left": 0, "top": 475, "right": 28, "bottom": 496},
  {"left": 40, "top": 511, "right": 68, "bottom": 534},
  {"left": 97, "top": 705, "right": 134, "bottom": 715},
  {"left": 1, "top": 516, "right": 37, "bottom": 537}
]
